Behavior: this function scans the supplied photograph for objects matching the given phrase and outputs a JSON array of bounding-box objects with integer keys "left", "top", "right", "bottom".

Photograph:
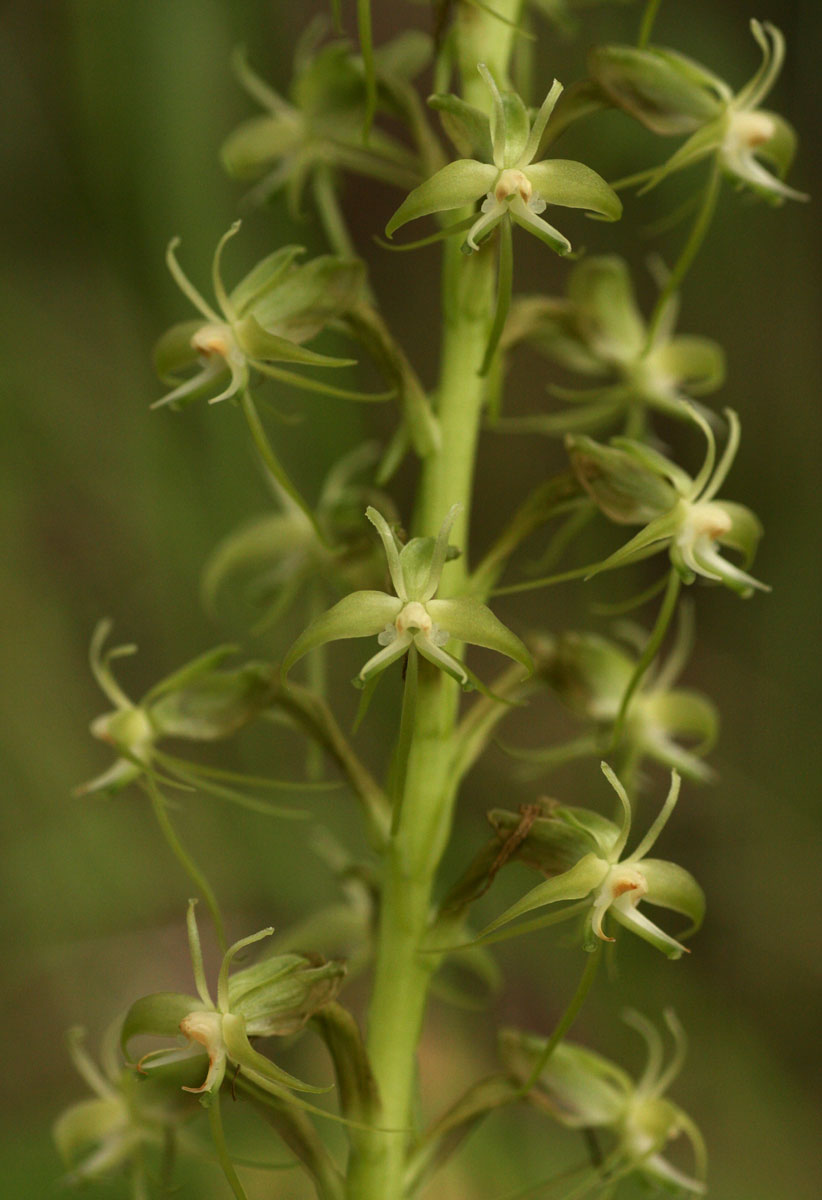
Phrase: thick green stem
[{"left": 346, "top": 6, "right": 524, "bottom": 1196}]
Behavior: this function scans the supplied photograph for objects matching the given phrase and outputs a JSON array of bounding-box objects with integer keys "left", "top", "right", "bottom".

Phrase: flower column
[{"left": 344, "top": 5, "right": 525, "bottom": 1197}]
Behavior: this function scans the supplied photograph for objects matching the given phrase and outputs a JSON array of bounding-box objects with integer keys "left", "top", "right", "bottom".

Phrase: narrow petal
[
  {"left": 357, "top": 631, "right": 413, "bottom": 685},
  {"left": 421, "top": 504, "right": 462, "bottom": 601},
  {"left": 519, "top": 79, "right": 563, "bottom": 167},
  {"left": 365, "top": 507, "right": 406, "bottom": 598},
  {"left": 385, "top": 161, "right": 498, "bottom": 237},
  {"left": 414, "top": 634, "right": 470, "bottom": 688},
  {"left": 610, "top": 903, "right": 688, "bottom": 958},
  {"left": 282, "top": 592, "right": 402, "bottom": 679},
  {"left": 508, "top": 198, "right": 571, "bottom": 254},
  {"left": 734, "top": 21, "right": 785, "bottom": 112}
]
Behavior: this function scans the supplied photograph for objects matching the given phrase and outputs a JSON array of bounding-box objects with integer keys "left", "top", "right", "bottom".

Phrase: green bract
[
  {"left": 154, "top": 224, "right": 365, "bottom": 410},
  {"left": 282, "top": 505, "right": 534, "bottom": 691},
  {"left": 386, "top": 64, "right": 621, "bottom": 254},
  {"left": 528, "top": 622, "right": 718, "bottom": 781},
  {"left": 221, "top": 28, "right": 430, "bottom": 209},
  {"left": 590, "top": 20, "right": 806, "bottom": 202},
  {"left": 501, "top": 1010, "right": 707, "bottom": 1194},
  {"left": 501, "top": 256, "right": 725, "bottom": 434},
  {"left": 77, "top": 621, "right": 274, "bottom": 798},
  {"left": 479, "top": 764, "right": 705, "bottom": 959},
  {"left": 123, "top": 901, "right": 344, "bottom": 1105},
  {"left": 568, "top": 406, "right": 767, "bottom": 596}
]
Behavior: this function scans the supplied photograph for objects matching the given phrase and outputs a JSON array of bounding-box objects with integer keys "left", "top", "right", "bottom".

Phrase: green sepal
[
  {"left": 499, "top": 1031, "right": 629, "bottom": 1126},
  {"left": 568, "top": 256, "right": 644, "bottom": 359},
  {"left": 426, "top": 596, "right": 533, "bottom": 678},
  {"left": 480, "top": 853, "right": 609, "bottom": 938},
  {"left": 538, "top": 630, "right": 633, "bottom": 720},
  {"left": 121, "top": 992, "right": 203, "bottom": 1055},
  {"left": 639, "top": 858, "right": 706, "bottom": 938},
  {"left": 608, "top": 437, "right": 693, "bottom": 496},
  {"left": 588, "top": 44, "right": 727, "bottom": 135},
  {"left": 236, "top": 315, "right": 353, "bottom": 367},
  {"left": 149, "top": 665, "right": 272, "bottom": 742},
  {"left": 249, "top": 256, "right": 366, "bottom": 342},
  {"left": 230, "top": 955, "right": 346, "bottom": 1037},
  {"left": 153, "top": 320, "right": 206, "bottom": 380},
  {"left": 644, "top": 688, "right": 719, "bottom": 756},
  {"left": 221, "top": 1011, "right": 330, "bottom": 1095},
  {"left": 282, "top": 590, "right": 402, "bottom": 679},
  {"left": 525, "top": 160, "right": 622, "bottom": 221},
  {"left": 229, "top": 245, "right": 305, "bottom": 317},
  {"left": 428, "top": 93, "right": 493, "bottom": 161},
  {"left": 567, "top": 436, "right": 678, "bottom": 524},
  {"left": 756, "top": 110, "right": 798, "bottom": 176},
  {"left": 655, "top": 335, "right": 725, "bottom": 394},
  {"left": 221, "top": 114, "right": 300, "bottom": 179},
  {"left": 714, "top": 501, "right": 763, "bottom": 566},
  {"left": 53, "top": 1098, "right": 127, "bottom": 1174},
  {"left": 385, "top": 160, "right": 497, "bottom": 237},
  {"left": 500, "top": 91, "right": 531, "bottom": 166}
]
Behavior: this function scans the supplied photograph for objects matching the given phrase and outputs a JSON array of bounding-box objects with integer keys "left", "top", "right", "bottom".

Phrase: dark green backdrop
[{"left": 2, "top": 1, "right": 820, "bottom": 1196}]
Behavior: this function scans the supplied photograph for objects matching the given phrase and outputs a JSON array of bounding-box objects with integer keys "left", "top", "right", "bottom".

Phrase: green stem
[
  {"left": 609, "top": 567, "right": 682, "bottom": 750},
  {"left": 345, "top": 8, "right": 525, "bottom": 1195},
  {"left": 518, "top": 946, "right": 602, "bottom": 1095},
  {"left": 643, "top": 163, "right": 721, "bottom": 351},
  {"left": 208, "top": 1093, "right": 249, "bottom": 1200},
  {"left": 145, "top": 774, "right": 226, "bottom": 951},
  {"left": 638, "top": 0, "right": 663, "bottom": 48},
  {"left": 239, "top": 390, "right": 329, "bottom": 548}
]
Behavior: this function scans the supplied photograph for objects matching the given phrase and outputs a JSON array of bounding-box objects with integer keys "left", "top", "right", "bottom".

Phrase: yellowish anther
[
  {"left": 396, "top": 601, "right": 433, "bottom": 636},
  {"left": 494, "top": 168, "right": 533, "bottom": 205},
  {"left": 726, "top": 110, "right": 776, "bottom": 151},
  {"left": 192, "top": 323, "right": 233, "bottom": 360}
]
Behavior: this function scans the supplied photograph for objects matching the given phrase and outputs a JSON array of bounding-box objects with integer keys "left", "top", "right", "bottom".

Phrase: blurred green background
[{"left": 2, "top": 0, "right": 820, "bottom": 1196}]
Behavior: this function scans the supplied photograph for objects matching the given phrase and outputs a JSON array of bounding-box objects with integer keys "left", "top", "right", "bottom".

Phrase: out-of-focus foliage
[{"left": 2, "top": 1, "right": 820, "bottom": 1197}]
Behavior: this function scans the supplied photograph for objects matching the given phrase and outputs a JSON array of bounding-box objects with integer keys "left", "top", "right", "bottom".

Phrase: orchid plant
[{"left": 59, "top": 2, "right": 802, "bottom": 1199}]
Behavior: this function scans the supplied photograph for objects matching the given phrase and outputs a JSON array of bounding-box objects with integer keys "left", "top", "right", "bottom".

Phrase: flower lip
[
  {"left": 395, "top": 600, "right": 433, "bottom": 636},
  {"left": 677, "top": 500, "right": 733, "bottom": 544},
  {"left": 494, "top": 168, "right": 533, "bottom": 205},
  {"left": 191, "top": 323, "right": 233, "bottom": 360},
  {"left": 725, "top": 109, "right": 777, "bottom": 151}
]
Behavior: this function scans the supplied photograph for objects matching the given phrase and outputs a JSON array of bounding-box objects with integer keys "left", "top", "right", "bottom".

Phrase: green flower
[
  {"left": 526, "top": 621, "right": 718, "bottom": 782},
  {"left": 500, "top": 256, "right": 724, "bottom": 435},
  {"left": 123, "top": 901, "right": 344, "bottom": 1105},
  {"left": 479, "top": 764, "right": 705, "bottom": 959},
  {"left": 221, "top": 27, "right": 430, "bottom": 208},
  {"left": 590, "top": 20, "right": 806, "bottom": 202},
  {"left": 154, "top": 224, "right": 365, "bottom": 410},
  {"left": 283, "top": 505, "right": 534, "bottom": 691},
  {"left": 386, "top": 64, "right": 621, "bottom": 254},
  {"left": 567, "top": 406, "right": 767, "bottom": 596},
  {"left": 202, "top": 443, "right": 394, "bottom": 628},
  {"left": 77, "top": 621, "right": 275, "bottom": 801},
  {"left": 53, "top": 1024, "right": 194, "bottom": 1191},
  {"left": 501, "top": 1010, "right": 706, "bottom": 1195}
]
